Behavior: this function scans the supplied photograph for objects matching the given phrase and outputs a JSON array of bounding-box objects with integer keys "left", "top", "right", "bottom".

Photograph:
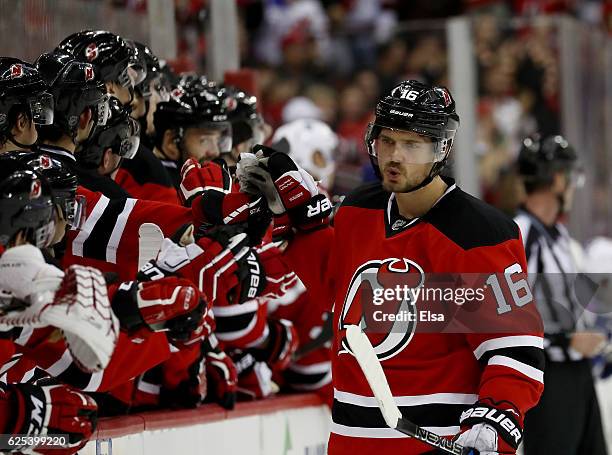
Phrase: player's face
[
  {"left": 183, "top": 128, "right": 222, "bottom": 162},
  {"left": 51, "top": 204, "right": 67, "bottom": 245},
  {"left": 376, "top": 128, "right": 435, "bottom": 193},
  {"left": 105, "top": 81, "right": 133, "bottom": 109}
]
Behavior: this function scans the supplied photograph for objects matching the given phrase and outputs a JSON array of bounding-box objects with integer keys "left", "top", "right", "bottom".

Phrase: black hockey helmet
[
  {"left": 219, "top": 85, "right": 265, "bottom": 148},
  {"left": 365, "top": 80, "right": 460, "bottom": 191},
  {"left": 77, "top": 96, "right": 140, "bottom": 168},
  {"left": 0, "top": 156, "right": 55, "bottom": 248},
  {"left": 35, "top": 50, "right": 109, "bottom": 140},
  {"left": 154, "top": 78, "right": 232, "bottom": 155},
  {"left": 14, "top": 152, "right": 85, "bottom": 230},
  {"left": 0, "top": 58, "right": 54, "bottom": 145},
  {"left": 517, "top": 134, "right": 583, "bottom": 191},
  {"left": 129, "top": 41, "right": 167, "bottom": 99},
  {"left": 59, "top": 30, "right": 145, "bottom": 89}
]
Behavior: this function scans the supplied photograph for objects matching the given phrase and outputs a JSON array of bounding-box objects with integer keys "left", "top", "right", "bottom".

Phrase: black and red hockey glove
[
  {"left": 230, "top": 350, "right": 277, "bottom": 400},
  {"left": 191, "top": 189, "right": 271, "bottom": 246},
  {"left": 0, "top": 381, "right": 97, "bottom": 455},
  {"left": 178, "top": 158, "right": 232, "bottom": 206},
  {"left": 250, "top": 319, "right": 299, "bottom": 372},
  {"left": 454, "top": 399, "right": 523, "bottom": 454},
  {"left": 111, "top": 277, "right": 207, "bottom": 342},
  {"left": 202, "top": 338, "right": 238, "bottom": 410},
  {"left": 137, "top": 226, "right": 251, "bottom": 306},
  {"left": 159, "top": 343, "right": 207, "bottom": 409}
]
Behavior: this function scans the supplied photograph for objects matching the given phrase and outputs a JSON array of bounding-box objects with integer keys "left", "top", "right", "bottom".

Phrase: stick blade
[
  {"left": 138, "top": 223, "right": 165, "bottom": 269},
  {"left": 345, "top": 325, "right": 402, "bottom": 429}
]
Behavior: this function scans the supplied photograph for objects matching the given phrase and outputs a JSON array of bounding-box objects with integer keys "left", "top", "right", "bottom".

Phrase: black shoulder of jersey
[
  {"left": 76, "top": 168, "right": 131, "bottom": 200},
  {"left": 340, "top": 181, "right": 389, "bottom": 210},
  {"left": 120, "top": 144, "right": 174, "bottom": 187},
  {"left": 425, "top": 188, "right": 519, "bottom": 250}
]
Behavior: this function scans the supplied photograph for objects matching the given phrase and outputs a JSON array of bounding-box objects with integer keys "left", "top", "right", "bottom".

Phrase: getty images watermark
[{"left": 341, "top": 269, "right": 612, "bottom": 335}]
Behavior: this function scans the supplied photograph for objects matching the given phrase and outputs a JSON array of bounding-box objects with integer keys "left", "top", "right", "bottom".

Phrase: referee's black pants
[{"left": 524, "top": 359, "right": 607, "bottom": 455}]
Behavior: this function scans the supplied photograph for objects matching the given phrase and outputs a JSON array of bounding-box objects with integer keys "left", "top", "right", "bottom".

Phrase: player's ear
[
  {"left": 102, "top": 148, "right": 113, "bottom": 171},
  {"left": 79, "top": 107, "right": 93, "bottom": 130},
  {"left": 163, "top": 129, "right": 180, "bottom": 161}
]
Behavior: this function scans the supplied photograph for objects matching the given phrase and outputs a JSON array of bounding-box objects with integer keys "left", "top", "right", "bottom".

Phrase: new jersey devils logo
[
  {"left": 29, "top": 179, "right": 42, "bottom": 199},
  {"left": 9, "top": 64, "right": 22, "bottom": 78},
  {"left": 39, "top": 154, "right": 52, "bottom": 169},
  {"left": 85, "top": 43, "right": 99, "bottom": 62},
  {"left": 339, "top": 258, "right": 425, "bottom": 361},
  {"left": 84, "top": 65, "right": 94, "bottom": 81}
]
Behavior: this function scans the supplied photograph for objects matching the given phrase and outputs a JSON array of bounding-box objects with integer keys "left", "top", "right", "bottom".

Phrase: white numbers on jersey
[{"left": 486, "top": 262, "right": 533, "bottom": 314}]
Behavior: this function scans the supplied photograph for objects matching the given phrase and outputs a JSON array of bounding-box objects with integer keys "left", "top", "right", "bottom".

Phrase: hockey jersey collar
[
  {"left": 385, "top": 175, "right": 457, "bottom": 238},
  {"left": 35, "top": 144, "right": 76, "bottom": 162}
]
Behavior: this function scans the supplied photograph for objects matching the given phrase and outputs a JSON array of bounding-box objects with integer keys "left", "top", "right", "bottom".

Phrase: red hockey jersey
[
  {"left": 63, "top": 187, "right": 191, "bottom": 280},
  {"left": 327, "top": 179, "right": 544, "bottom": 454}
]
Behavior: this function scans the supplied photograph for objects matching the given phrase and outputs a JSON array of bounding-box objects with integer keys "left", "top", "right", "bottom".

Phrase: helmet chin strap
[
  {"left": 555, "top": 191, "right": 566, "bottom": 219},
  {"left": 8, "top": 134, "right": 34, "bottom": 151}
]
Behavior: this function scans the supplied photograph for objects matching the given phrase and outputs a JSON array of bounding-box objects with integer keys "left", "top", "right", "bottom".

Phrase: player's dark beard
[{"left": 381, "top": 162, "right": 432, "bottom": 193}]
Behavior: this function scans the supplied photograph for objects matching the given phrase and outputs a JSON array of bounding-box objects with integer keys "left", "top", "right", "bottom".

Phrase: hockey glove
[
  {"left": 250, "top": 319, "right": 299, "bottom": 372},
  {"left": 41, "top": 265, "right": 119, "bottom": 373},
  {"left": 137, "top": 227, "right": 251, "bottom": 305},
  {"left": 0, "top": 244, "right": 63, "bottom": 327},
  {"left": 231, "top": 350, "right": 278, "bottom": 400},
  {"left": 191, "top": 189, "right": 271, "bottom": 246},
  {"left": 203, "top": 337, "right": 238, "bottom": 409},
  {"left": 179, "top": 158, "right": 232, "bottom": 206},
  {"left": 237, "top": 147, "right": 332, "bottom": 239},
  {"left": 455, "top": 400, "right": 523, "bottom": 454},
  {"left": 111, "top": 277, "right": 207, "bottom": 342},
  {"left": 0, "top": 381, "right": 97, "bottom": 455},
  {"left": 159, "top": 343, "right": 207, "bottom": 409}
]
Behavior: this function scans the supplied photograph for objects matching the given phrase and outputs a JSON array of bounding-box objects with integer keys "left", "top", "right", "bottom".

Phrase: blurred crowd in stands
[{"left": 111, "top": 0, "right": 611, "bottom": 213}]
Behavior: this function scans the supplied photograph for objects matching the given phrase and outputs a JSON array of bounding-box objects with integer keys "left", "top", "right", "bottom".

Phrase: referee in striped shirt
[{"left": 514, "top": 134, "right": 607, "bottom": 454}]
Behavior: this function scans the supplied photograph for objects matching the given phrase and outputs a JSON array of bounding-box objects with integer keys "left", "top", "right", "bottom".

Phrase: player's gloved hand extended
[
  {"left": 0, "top": 245, "right": 118, "bottom": 373},
  {"left": 0, "top": 381, "right": 97, "bottom": 455},
  {"left": 202, "top": 337, "right": 238, "bottom": 409},
  {"left": 250, "top": 319, "right": 299, "bottom": 372},
  {"left": 236, "top": 146, "right": 332, "bottom": 240},
  {"left": 454, "top": 400, "right": 523, "bottom": 455},
  {"left": 137, "top": 226, "right": 251, "bottom": 305},
  {"left": 0, "top": 244, "right": 64, "bottom": 325},
  {"left": 230, "top": 350, "right": 278, "bottom": 400},
  {"left": 179, "top": 158, "right": 232, "bottom": 206},
  {"left": 190, "top": 188, "right": 271, "bottom": 247},
  {"left": 42, "top": 265, "right": 119, "bottom": 373},
  {"left": 111, "top": 276, "right": 207, "bottom": 342}
]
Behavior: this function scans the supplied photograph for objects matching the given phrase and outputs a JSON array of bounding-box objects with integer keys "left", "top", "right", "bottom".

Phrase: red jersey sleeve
[{"left": 454, "top": 232, "right": 544, "bottom": 423}]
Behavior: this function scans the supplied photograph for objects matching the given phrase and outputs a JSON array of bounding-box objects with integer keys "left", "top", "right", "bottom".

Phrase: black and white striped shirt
[{"left": 515, "top": 208, "right": 591, "bottom": 362}]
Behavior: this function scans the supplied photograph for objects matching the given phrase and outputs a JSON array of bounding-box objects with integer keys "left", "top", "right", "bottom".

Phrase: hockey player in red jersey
[
  {"left": 114, "top": 40, "right": 179, "bottom": 205},
  {"left": 0, "top": 159, "right": 113, "bottom": 454},
  {"left": 237, "top": 80, "right": 544, "bottom": 454}
]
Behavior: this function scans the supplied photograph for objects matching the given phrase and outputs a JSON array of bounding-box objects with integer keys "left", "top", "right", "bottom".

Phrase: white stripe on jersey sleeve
[
  {"left": 488, "top": 355, "right": 544, "bottom": 383},
  {"left": 72, "top": 195, "right": 110, "bottom": 257},
  {"left": 210, "top": 299, "right": 259, "bottom": 317},
  {"left": 45, "top": 349, "right": 73, "bottom": 377},
  {"left": 106, "top": 198, "right": 137, "bottom": 263},
  {"left": 330, "top": 422, "right": 460, "bottom": 439},
  {"left": 334, "top": 388, "right": 478, "bottom": 407},
  {"left": 473, "top": 335, "right": 544, "bottom": 360}
]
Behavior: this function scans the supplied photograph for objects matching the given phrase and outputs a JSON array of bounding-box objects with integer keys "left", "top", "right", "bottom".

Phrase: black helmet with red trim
[
  {"left": 0, "top": 156, "right": 55, "bottom": 248},
  {"left": 35, "top": 49, "right": 108, "bottom": 141},
  {"left": 365, "top": 80, "right": 460, "bottom": 191},
  {"left": 0, "top": 58, "right": 54, "bottom": 148}
]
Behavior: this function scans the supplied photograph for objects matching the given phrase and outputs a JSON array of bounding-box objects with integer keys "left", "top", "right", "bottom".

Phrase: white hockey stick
[
  {"left": 345, "top": 325, "right": 474, "bottom": 455},
  {"left": 138, "top": 223, "right": 165, "bottom": 269}
]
